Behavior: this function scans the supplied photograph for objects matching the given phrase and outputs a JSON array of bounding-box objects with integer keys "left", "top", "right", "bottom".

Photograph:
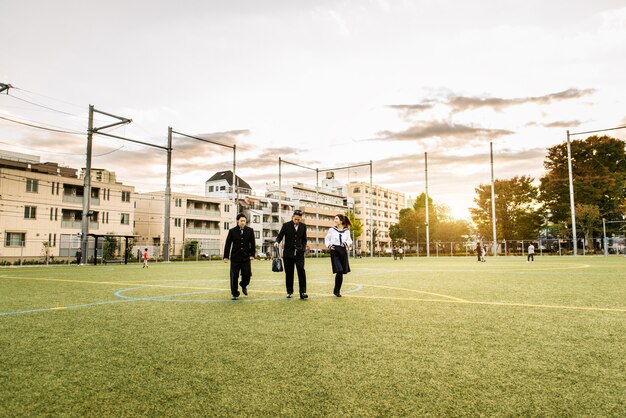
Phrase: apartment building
[
  {"left": 237, "top": 195, "right": 295, "bottom": 255},
  {"left": 205, "top": 170, "right": 295, "bottom": 255},
  {"left": 0, "top": 151, "right": 135, "bottom": 261},
  {"left": 348, "top": 182, "right": 405, "bottom": 254},
  {"left": 266, "top": 173, "right": 348, "bottom": 253},
  {"left": 134, "top": 191, "right": 232, "bottom": 257}
]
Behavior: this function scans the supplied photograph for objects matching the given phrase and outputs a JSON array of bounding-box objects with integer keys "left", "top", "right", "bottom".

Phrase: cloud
[
  {"left": 532, "top": 120, "right": 583, "bottom": 128},
  {"left": 387, "top": 88, "right": 596, "bottom": 119},
  {"left": 377, "top": 120, "right": 514, "bottom": 145},
  {"left": 447, "top": 88, "right": 596, "bottom": 112}
]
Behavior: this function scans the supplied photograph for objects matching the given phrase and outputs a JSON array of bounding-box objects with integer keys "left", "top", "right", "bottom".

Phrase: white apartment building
[
  {"left": 0, "top": 152, "right": 135, "bottom": 262},
  {"left": 134, "top": 191, "right": 232, "bottom": 258},
  {"left": 348, "top": 182, "right": 405, "bottom": 254},
  {"left": 266, "top": 172, "right": 348, "bottom": 253},
  {"left": 205, "top": 170, "right": 295, "bottom": 256}
]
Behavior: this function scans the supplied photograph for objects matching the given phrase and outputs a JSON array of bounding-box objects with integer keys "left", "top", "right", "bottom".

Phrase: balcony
[
  {"left": 61, "top": 221, "right": 99, "bottom": 230},
  {"left": 62, "top": 195, "right": 100, "bottom": 206},
  {"left": 186, "top": 208, "right": 221, "bottom": 217},
  {"left": 185, "top": 228, "right": 221, "bottom": 235}
]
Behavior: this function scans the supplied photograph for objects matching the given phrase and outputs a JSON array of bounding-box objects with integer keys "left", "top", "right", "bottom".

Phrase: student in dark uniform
[
  {"left": 325, "top": 214, "right": 352, "bottom": 297},
  {"left": 274, "top": 209, "right": 308, "bottom": 299},
  {"left": 223, "top": 213, "right": 256, "bottom": 300}
]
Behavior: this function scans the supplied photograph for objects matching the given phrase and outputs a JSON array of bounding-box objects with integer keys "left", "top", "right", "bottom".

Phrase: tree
[
  {"left": 103, "top": 235, "right": 119, "bottom": 260},
  {"left": 470, "top": 176, "right": 544, "bottom": 241},
  {"left": 391, "top": 193, "right": 469, "bottom": 245},
  {"left": 575, "top": 203, "right": 601, "bottom": 251},
  {"left": 347, "top": 211, "right": 363, "bottom": 242},
  {"left": 540, "top": 136, "right": 626, "bottom": 227},
  {"left": 184, "top": 240, "right": 199, "bottom": 257}
]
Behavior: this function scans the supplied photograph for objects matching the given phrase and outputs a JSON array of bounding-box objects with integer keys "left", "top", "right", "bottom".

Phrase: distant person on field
[
  {"left": 398, "top": 247, "right": 404, "bottom": 260},
  {"left": 76, "top": 248, "right": 82, "bottom": 265},
  {"left": 325, "top": 214, "right": 352, "bottom": 297},
  {"left": 393, "top": 246, "right": 398, "bottom": 260},
  {"left": 527, "top": 243, "right": 535, "bottom": 262},
  {"left": 274, "top": 209, "right": 308, "bottom": 299},
  {"left": 137, "top": 248, "right": 142, "bottom": 263},
  {"left": 481, "top": 245, "right": 487, "bottom": 262},
  {"left": 143, "top": 248, "right": 149, "bottom": 268},
  {"left": 224, "top": 214, "right": 256, "bottom": 300},
  {"left": 475, "top": 242, "right": 482, "bottom": 262}
]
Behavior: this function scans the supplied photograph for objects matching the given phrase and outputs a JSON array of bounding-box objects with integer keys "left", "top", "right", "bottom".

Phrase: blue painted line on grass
[
  {"left": 114, "top": 283, "right": 364, "bottom": 303},
  {"left": 0, "top": 299, "right": 134, "bottom": 317},
  {"left": 1, "top": 282, "right": 364, "bottom": 316}
]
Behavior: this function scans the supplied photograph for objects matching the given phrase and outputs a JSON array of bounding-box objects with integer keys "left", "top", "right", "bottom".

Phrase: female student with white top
[{"left": 324, "top": 214, "right": 352, "bottom": 297}]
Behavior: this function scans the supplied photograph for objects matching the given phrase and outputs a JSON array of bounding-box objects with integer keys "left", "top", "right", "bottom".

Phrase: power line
[{"left": 0, "top": 114, "right": 84, "bottom": 135}]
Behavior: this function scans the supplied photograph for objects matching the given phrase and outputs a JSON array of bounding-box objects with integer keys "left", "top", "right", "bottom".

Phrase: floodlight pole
[
  {"left": 490, "top": 142, "right": 497, "bottom": 256},
  {"left": 566, "top": 131, "right": 578, "bottom": 256},
  {"left": 424, "top": 152, "right": 430, "bottom": 257},
  {"left": 602, "top": 218, "right": 607, "bottom": 257}
]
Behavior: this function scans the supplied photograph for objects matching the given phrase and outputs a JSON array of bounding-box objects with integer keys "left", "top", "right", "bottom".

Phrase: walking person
[
  {"left": 224, "top": 214, "right": 256, "bottom": 300},
  {"left": 398, "top": 246, "right": 404, "bottom": 260},
  {"left": 274, "top": 210, "right": 308, "bottom": 299},
  {"left": 475, "top": 242, "right": 482, "bottom": 262},
  {"left": 527, "top": 243, "right": 535, "bottom": 262},
  {"left": 325, "top": 214, "right": 352, "bottom": 297},
  {"left": 75, "top": 248, "right": 82, "bottom": 266},
  {"left": 142, "top": 248, "right": 149, "bottom": 268},
  {"left": 481, "top": 245, "right": 487, "bottom": 262}
]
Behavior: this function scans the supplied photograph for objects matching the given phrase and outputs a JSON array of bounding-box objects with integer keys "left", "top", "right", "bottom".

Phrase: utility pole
[
  {"left": 490, "top": 142, "right": 497, "bottom": 256},
  {"left": 163, "top": 127, "right": 173, "bottom": 262},
  {"left": 80, "top": 105, "right": 95, "bottom": 263}
]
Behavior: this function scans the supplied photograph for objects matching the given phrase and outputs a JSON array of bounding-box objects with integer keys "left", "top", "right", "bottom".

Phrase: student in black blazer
[
  {"left": 274, "top": 209, "right": 308, "bottom": 299},
  {"left": 224, "top": 213, "right": 256, "bottom": 300}
]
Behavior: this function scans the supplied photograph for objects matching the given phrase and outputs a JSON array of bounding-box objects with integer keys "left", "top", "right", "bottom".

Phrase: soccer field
[{"left": 1, "top": 256, "right": 625, "bottom": 417}]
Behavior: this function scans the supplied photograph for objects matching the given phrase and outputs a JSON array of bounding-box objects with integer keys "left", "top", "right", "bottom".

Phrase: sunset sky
[{"left": 2, "top": 0, "right": 625, "bottom": 218}]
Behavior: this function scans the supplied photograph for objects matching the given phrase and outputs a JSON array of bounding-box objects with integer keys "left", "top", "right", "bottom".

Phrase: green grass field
[{"left": 1, "top": 256, "right": 625, "bottom": 417}]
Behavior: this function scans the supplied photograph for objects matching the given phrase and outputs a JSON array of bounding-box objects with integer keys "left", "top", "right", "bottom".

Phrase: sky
[{"left": 1, "top": 0, "right": 626, "bottom": 219}]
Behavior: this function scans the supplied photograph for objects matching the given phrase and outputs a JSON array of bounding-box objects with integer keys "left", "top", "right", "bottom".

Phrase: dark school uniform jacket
[
  {"left": 276, "top": 221, "right": 307, "bottom": 257},
  {"left": 224, "top": 226, "right": 256, "bottom": 262}
]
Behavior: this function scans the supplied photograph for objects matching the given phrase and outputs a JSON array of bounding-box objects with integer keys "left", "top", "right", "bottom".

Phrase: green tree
[
  {"left": 347, "top": 211, "right": 363, "bottom": 242},
  {"left": 103, "top": 235, "right": 119, "bottom": 260},
  {"left": 470, "top": 176, "right": 544, "bottom": 241},
  {"left": 540, "top": 136, "right": 626, "bottom": 228},
  {"left": 575, "top": 203, "right": 602, "bottom": 251},
  {"left": 184, "top": 240, "right": 199, "bottom": 257}
]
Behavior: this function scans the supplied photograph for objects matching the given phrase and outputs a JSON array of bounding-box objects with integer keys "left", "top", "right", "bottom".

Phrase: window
[
  {"left": 121, "top": 191, "right": 131, "bottom": 202},
  {"left": 220, "top": 186, "right": 226, "bottom": 191},
  {"left": 24, "top": 206, "right": 37, "bottom": 219},
  {"left": 175, "top": 198, "right": 182, "bottom": 207},
  {"left": 353, "top": 187, "right": 360, "bottom": 193},
  {"left": 224, "top": 222, "right": 230, "bottom": 230},
  {"left": 225, "top": 205, "right": 230, "bottom": 213},
  {"left": 255, "top": 231, "right": 260, "bottom": 239},
  {"left": 253, "top": 215, "right": 260, "bottom": 223},
  {"left": 5, "top": 232, "right": 25, "bottom": 247},
  {"left": 208, "top": 186, "right": 214, "bottom": 192},
  {"left": 121, "top": 213, "right": 130, "bottom": 225},
  {"left": 26, "top": 178, "right": 38, "bottom": 193},
  {"left": 174, "top": 218, "right": 182, "bottom": 227}
]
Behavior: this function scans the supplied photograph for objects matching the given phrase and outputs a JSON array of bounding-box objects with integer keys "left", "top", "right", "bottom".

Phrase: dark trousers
[
  {"left": 283, "top": 254, "right": 306, "bottom": 294},
  {"left": 230, "top": 260, "right": 251, "bottom": 297},
  {"left": 527, "top": 253, "right": 534, "bottom": 262}
]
